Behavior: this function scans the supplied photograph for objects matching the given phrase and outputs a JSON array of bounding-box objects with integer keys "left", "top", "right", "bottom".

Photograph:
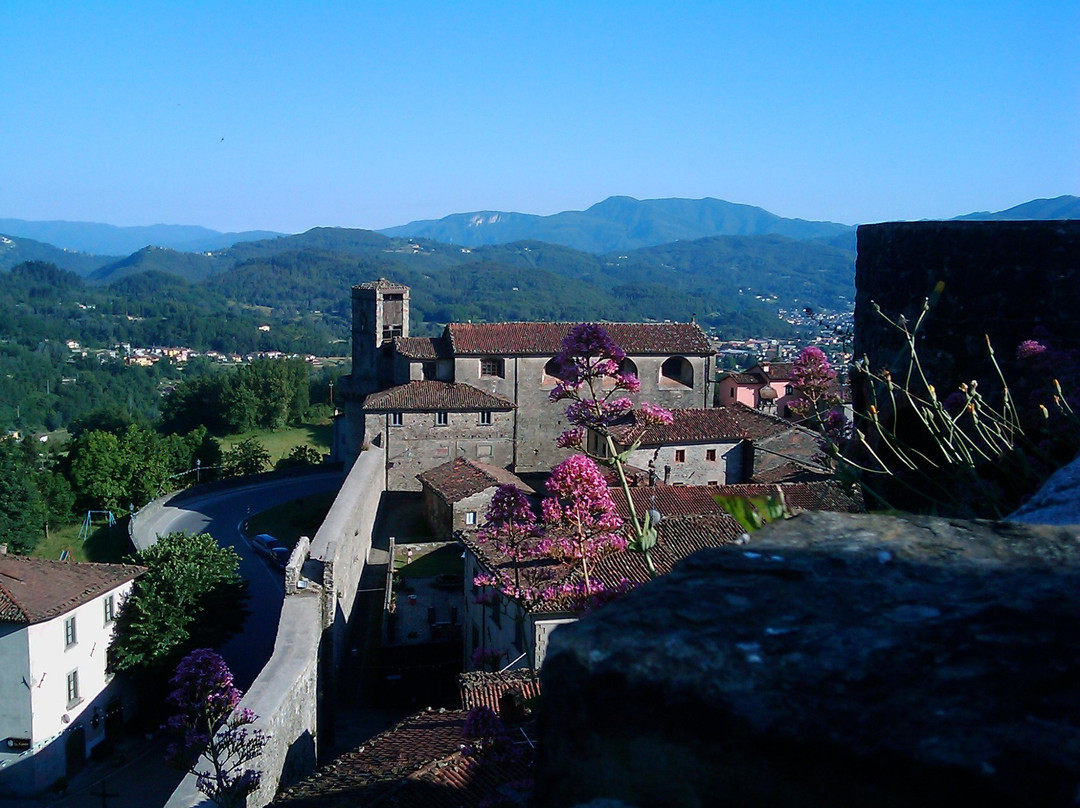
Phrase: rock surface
[
  {"left": 1010, "top": 454, "right": 1080, "bottom": 525},
  {"left": 534, "top": 511, "right": 1080, "bottom": 808}
]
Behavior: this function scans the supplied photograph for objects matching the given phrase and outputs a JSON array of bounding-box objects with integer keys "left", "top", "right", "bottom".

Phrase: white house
[{"left": 0, "top": 553, "right": 143, "bottom": 795}]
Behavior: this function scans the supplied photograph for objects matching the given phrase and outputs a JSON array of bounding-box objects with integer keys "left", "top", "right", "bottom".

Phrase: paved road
[
  {"left": 136, "top": 472, "right": 346, "bottom": 688},
  {"left": 0, "top": 473, "right": 346, "bottom": 808}
]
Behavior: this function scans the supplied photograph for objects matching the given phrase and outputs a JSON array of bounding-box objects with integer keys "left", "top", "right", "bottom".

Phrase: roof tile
[
  {"left": 447, "top": 322, "right": 712, "bottom": 356},
  {"left": 363, "top": 381, "right": 515, "bottom": 411},
  {"left": 608, "top": 404, "right": 795, "bottom": 445},
  {"left": 418, "top": 459, "right": 534, "bottom": 505},
  {"left": 0, "top": 556, "right": 144, "bottom": 624}
]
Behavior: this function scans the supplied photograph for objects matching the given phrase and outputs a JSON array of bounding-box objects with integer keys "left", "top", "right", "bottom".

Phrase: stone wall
[
  {"left": 164, "top": 449, "right": 386, "bottom": 808},
  {"left": 854, "top": 220, "right": 1080, "bottom": 393},
  {"left": 364, "top": 410, "right": 515, "bottom": 491},
  {"left": 534, "top": 510, "right": 1080, "bottom": 807}
]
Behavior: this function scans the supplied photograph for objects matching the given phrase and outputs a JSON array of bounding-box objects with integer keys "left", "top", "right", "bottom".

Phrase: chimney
[{"left": 0, "top": 543, "right": 7, "bottom": 555}]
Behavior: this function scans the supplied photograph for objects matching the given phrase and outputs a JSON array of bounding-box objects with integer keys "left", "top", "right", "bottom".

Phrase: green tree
[
  {"left": 223, "top": 438, "right": 270, "bottom": 478},
  {"left": 0, "top": 439, "right": 44, "bottom": 554},
  {"left": 274, "top": 444, "right": 323, "bottom": 470},
  {"left": 109, "top": 531, "right": 249, "bottom": 675}
]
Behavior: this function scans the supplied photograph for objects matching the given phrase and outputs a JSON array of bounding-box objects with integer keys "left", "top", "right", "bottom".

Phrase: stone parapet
[{"left": 535, "top": 511, "right": 1080, "bottom": 807}]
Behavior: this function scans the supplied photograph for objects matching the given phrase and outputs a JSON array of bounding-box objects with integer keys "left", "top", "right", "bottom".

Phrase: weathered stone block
[{"left": 535, "top": 511, "right": 1080, "bottom": 808}]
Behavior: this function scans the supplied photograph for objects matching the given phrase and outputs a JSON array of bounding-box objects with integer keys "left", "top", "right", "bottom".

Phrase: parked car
[{"left": 252, "top": 534, "right": 291, "bottom": 570}]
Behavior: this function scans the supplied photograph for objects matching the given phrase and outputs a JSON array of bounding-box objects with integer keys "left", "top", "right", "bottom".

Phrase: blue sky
[{"left": 2, "top": 1, "right": 1076, "bottom": 233}]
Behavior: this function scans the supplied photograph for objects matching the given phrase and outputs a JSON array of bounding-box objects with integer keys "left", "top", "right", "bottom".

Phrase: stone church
[{"left": 337, "top": 279, "right": 716, "bottom": 490}]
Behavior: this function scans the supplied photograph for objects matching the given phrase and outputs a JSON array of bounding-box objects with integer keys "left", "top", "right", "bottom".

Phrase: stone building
[
  {"left": 417, "top": 458, "right": 534, "bottom": 534},
  {"left": 338, "top": 280, "right": 716, "bottom": 484}
]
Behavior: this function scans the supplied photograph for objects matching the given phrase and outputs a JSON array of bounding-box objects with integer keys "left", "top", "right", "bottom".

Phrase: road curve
[{"left": 131, "top": 471, "right": 345, "bottom": 688}]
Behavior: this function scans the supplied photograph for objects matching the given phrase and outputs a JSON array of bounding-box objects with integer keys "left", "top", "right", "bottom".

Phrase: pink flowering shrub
[{"left": 164, "top": 649, "right": 266, "bottom": 808}]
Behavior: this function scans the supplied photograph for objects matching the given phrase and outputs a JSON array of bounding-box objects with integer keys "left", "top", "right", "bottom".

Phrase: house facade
[
  {"left": 0, "top": 555, "right": 143, "bottom": 795},
  {"left": 715, "top": 362, "right": 799, "bottom": 416},
  {"left": 338, "top": 280, "right": 716, "bottom": 481}
]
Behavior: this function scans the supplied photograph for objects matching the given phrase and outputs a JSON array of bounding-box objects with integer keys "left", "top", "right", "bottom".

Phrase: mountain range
[{"left": 3, "top": 195, "right": 1076, "bottom": 262}]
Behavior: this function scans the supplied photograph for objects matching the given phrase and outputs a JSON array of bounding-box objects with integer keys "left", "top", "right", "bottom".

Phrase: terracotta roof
[
  {"left": 608, "top": 404, "right": 793, "bottom": 446},
  {"left": 270, "top": 708, "right": 533, "bottom": 808},
  {"left": 718, "top": 371, "right": 761, "bottom": 384},
  {"left": 362, "top": 381, "right": 515, "bottom": 411},
  {"left": 612, "top": 486, "right": 728, "bottom": 520},
  {"left": 751, "top": 461, "right": 833, "bottom": 484},
  {"left": 717, "top": 482, "right": 866, "bottom": 514},
  {"left": 394, "top": 336, "right": 451, "bottom": 360},
  {"left": 418, "top": 459, "right": 534, "bottom": 505},
  {"left": 0, "top": 556, "right": 144, "bottom": 624},
  {"left": 462, "top": 510, "right": 746, "bottom": 613},
  {"left": 748, "top": 362, "right": 795, "bottom": 381},
  {"left": 458, "top": 670, "right": 541, "bottom": 713},
  {"left": 354, "top": 278, "right": 408, "bottom": 291},
  {"left": 446, "top": 322, "right": 712, "bottom": 356}
]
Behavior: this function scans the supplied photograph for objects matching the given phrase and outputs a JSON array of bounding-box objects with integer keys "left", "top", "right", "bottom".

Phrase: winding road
[{"left": 132, "top": 471, "right": 345, "bottom": 689}]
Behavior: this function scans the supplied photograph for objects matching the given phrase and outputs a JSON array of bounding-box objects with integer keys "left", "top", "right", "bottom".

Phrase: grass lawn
[
  {"left": 244, "top": 490, "right": 336, "bottom": 549},
  {"left": 32, "top": 516, "right": 133, "bottom": 564},
  {"left": 220, "top": 420, "right": 333, "bottom": 466},
  {"left": 397, "top": 543, "right": 464, "bottom": 579}
]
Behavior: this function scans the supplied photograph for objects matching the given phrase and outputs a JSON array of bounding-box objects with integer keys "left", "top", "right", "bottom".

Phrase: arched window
[
  {"left": 660, "top": 356, "right": 694, "bottom": 388},
  {"left": 542, "top": 356, "right": 569, "bottom": 386},
  {"left": 602, "top": 357, "right": 639, "bottom": 389}
]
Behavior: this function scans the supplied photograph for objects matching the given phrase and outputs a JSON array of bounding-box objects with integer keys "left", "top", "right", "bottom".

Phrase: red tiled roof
[
  {"left": 362, "top": 381, "right": 515, "bottom": 411},
  {"left": 270, "top": 708, "right": 533, "bottom": 808},
  {"left": 0, "top": 556, "right": 144, "bottom": 624},
  {"left": 458, "top": 670, "right": 541, "bottom": 713},
  {"left": 418, "top": 459, "right": 533, "bottom": 505},
  {"left": 461, "top": 511, "right": 746, "bottom": 613},
  {"left": 446, "top": 322, "right": 712, "bottom": 356},
  {"left": 394, "top": 336, "right": 450, "bottom": 360},
  {"left": 719, "top": 371, "right": 762, "bottom": 384},
  {"left": 748, "top": 362, "right": 795, "bottom": 381},
  {"left": 608, "top": 404, "right": 793, "bottom": 446},
  {"left": 612, "top": 486, "right": 728, "bottom": 520},
  {"left": 751, "top": 461, "right": 833, "bottom": 484},
  {"left": 717, "top": 482, "right": 866, "bottom": 514}
]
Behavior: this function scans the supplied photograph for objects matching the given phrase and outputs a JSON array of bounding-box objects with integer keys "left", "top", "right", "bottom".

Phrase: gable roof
[
  {"left": 446, "top": 322, "right": 712, "bottom": 356},
  {"left": 394, "top": 336, "right": 451, "bottom": 360},
  {"left": 717, "top": 481, "right": 866, "bottom": 514},
  {"left": 751, "top": 461, "right": 833, "bottom": 484},
  {"left": 0, "top": 556, "right": 144, "bottom": 624},
  {"left": 458, "top": 670, "right": 541, "bottom": 713},
  {"left": 362, "top": 381, "right": 515, "bottom": 411},
  {"left": 614, "top": 486, "right": 728, "bottom": 520},
  {"left": 461, "top": 510, "right": 746, "bottom": 613},
  {"left": 417, "top": 458, "right": 534, "bottom": 505},
  {"left": 270, "top": 708, "right": 533, "bottom": 808},
  {"left": 608, "top": 404, "right": 795, "bottom": 446}
]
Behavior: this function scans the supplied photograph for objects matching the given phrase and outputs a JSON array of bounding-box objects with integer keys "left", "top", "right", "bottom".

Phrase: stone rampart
[
  {"left": 534, "top": 510, "right": 1080, "bottom": 807},
  {"left": 163, "top": 448, "right": 386, "bottom": 807},
  {"left": 854, "top": 220, "right": 1080, "bottom": 392}
]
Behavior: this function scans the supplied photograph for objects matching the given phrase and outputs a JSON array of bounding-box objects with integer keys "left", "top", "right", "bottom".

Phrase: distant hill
[
  {"left": 379, "top": 196, "right": 855, "bottom": 253},
  {"left": 87, "top": 246, "right": 228, "bottom": 283},
  {"left": 954, "top": 195, "right": 1080, "bottom": 222},
  {"left": 0, "top": 218, "right": 284, "bottom": 255},
  {"left": 0, "top": 232, "right": 118, "bottom": 274}
]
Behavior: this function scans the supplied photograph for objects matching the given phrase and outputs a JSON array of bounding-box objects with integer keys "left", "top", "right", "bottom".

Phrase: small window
[
  {"left": 104, "top": 595, "right": 115, "bottom": 624},
  {"left": 390, "top": 412, "right": 403, "bottom": 427},
  {"left": 729, "top": 387, "right": 735, "bottom": 398},
  {"left": 435, "top": 411, "right": 448, "bottom": 427},
  {"left": 64, "top": 616, "right": 77, "bottom": 648},
  {"left": 674, "top": 449, "right": 686, "bottom": 463},
  {"left": 478, "top": 411, "right": 492, "bottom": 426},
  {"left": 706, "top": 449, "right": 717, "bottom": 462},
  {"left": 785, "top": 384, "right": 794, "bottom": 396},
  {"left": 465, "top": 511, "right": 477, "bottom": 526},
  {"left": 707, "top": 480, "right": 719, "bottom": 486},
  {"left": 423, "top": 362, "right": 437, "bottom": 380},
  {"left": 66, "top": 670, "right": 80, "bottom": 706},
  {"left": 480, "top": 357, "right": 504, "bottom": 378}
]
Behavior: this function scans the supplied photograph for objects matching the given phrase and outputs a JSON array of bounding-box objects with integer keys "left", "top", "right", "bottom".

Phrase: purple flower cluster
[{"left": 1017, "top": 339, "right": 1048, "bottom": 360}]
